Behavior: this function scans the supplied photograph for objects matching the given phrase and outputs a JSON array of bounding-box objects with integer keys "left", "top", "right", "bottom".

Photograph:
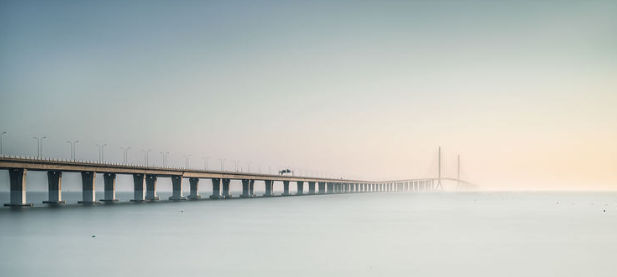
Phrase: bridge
[{"left": 0, "top": 149, "right": 472, "bottom": 207}]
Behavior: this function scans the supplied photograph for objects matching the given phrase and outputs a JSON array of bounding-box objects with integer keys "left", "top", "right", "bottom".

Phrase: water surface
[{"left": 1, "top": 192, "right": 616, "bottom": 277}]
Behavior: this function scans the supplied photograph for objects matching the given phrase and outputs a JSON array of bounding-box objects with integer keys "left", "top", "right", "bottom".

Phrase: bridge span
[{"left": 0, "top": 156, "right": 447, "bottom": 207}]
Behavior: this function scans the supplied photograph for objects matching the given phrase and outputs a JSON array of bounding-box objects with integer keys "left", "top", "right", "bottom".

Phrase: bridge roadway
[{"left": 0, "top": 156, "right": 439, "bottom": 207}]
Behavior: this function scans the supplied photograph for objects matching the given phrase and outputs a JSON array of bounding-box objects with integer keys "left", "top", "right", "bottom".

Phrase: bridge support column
[
  {"left": 282, "top": 181, "right": 290, "bottom": 196},
  {"left": 79, "top": 171, "right": 100, "bottom": 204},
  {"left": 241, "top": 179, "right": 251, "bottom": 198},
  {"left": 263, "top": 180, "right": 274, "bottom": 197},
  {"left": 308, "top": 182, "right": 316, "bottom": 194},
  {"left": 4, "top": 168, "right": 32, "bottom": 207},
  {"left": 326, "top": 182, "right": 334, "bottom": 194},
  {"left": 296, "top": 181, "right": 304, "bottom": 195},
  {"left": 169, "top": 176, "right": 187, "bottom": 200},
  {"left": 210, "top": 178, "right": 222, "bottom": 199},
  {"left": 43, "top": 171, "right": 65, "bottom": 205},
  {"left": 131, "top": 174, "right": 146, "bottom": 202},
  {"left": 101, "top": 173, "right": 118, "bottom": 203},
  {"left": 145, "top": 174, "right": 159, "bottom": 201},
  {"left": 318, "top": 182, "right": 326, "bottom": 194},
  {"left": 249, "top": 180, "right": 255, "bottom": 196},
  {"left": 188, "top": 178, "right": 201, "bottom": 200},
  {"left": 222, "top": 179, "right": 232, "bottom": 198}
]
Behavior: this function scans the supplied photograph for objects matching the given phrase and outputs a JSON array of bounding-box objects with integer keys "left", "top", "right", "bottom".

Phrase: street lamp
[
  {"left": 160, "top": 152, "right": 167, "bottom": 167},
  {"left": 201, "top": 156, "right": 209, "bottom": 171},
  {"left": 67, "top": 140, "right": 79, "bottom": 161},
  {"left": 33, "top": 136, "right": 47, "bottom": 158},
  {"left": 121, "top": 147, "right": 131, "bottom": 163},
  {"left": 232, "top": 160, "right": 240, "bottom": 172},
  {"left": 219, "top": 159, "right": 226, "bottom": 171},
  {"left": 246, "top": 161, "right": 252, "bottom": 173},
  {"left": 96, "top": 143, "right": 107, "bottom": 163},
  {"left": 0, "top": 132, "right": 6, "bottom": 155},
  {"left": 183, "top": 154, "right": 192, "bottom": 169},
  {"left": 142, "top": 149, "right": 151, "bottom": 166}
]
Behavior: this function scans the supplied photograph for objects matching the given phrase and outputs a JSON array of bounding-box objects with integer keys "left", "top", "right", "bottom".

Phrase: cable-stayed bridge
[{"left": 0, "top": 148, "right": 474, "bottom": 207}]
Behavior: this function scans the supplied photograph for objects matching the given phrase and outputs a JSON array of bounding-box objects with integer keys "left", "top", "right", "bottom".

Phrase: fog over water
[{"left": 1, "top": 192, "right": 616, "bottom": 277}]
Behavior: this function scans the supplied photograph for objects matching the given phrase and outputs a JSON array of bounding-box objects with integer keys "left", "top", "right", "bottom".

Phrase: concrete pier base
[
  {"left": 282, "top": 181, "right": 290, "bottom": 196},
  {"left": 100, "top": 173, "right": 118, "bottom": 203},
  {"left": 263, "top": 180, "right": 274, "bottom": 197},
  {"left": 308, "top": 182, "right": 316, "bottom": 194},
  {"left": 131, "top": 174, "right": 146, "bottom": 202},
  {"left": 296, "top": 181, "right": 304, "bottom": 195},
  {"left": 249, "top": 180, "right": 255, "bottom": 197},
  {"left": 78, "top": 171, "right": 100, "bottom": 204},
  {"left": 43, "top": 170, "right": 65, "bottom": 205},
  {"left": 187, "top": 178, "right": 201, "bottom": 200},
  {"left": 4, "top": 168, "right": 32, "bottom": 207},
  {"left": 240, "top": 179, "right": 253, "bottom": 198},
  {"left": 222, "top": 179, "right": 232, "bottom": 199},
  {"left": 318, "top": 182, "right": 326, "bottom": 194},
  {"left": 210, "top": 178, "right": 222, "bottom": 199},
  {"left": 169, "top": 176, "right": 187, "bottom": 200},
  {"left": 145, "top": 174, "right": 160, "bottom": 201}
]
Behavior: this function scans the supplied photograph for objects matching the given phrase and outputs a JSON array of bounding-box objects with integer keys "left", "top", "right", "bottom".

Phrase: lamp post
[
  {"left": 67, "top": 140, "right": 79, "bottom": 161},
  {"left": 219, "top": 159, "right": 226, "bottom": 171},
  {"left": 201, "top": 156, "right": 209, "bottom": 171},
  {"left": 96, "top": 143, "right": 107, "bottom": 163},
  {"left": 142, "top": 149, "right": 151, "bottom": 166},
  {"left": 183, "top": 154, "right": 191, "bottom": 169},
  {"left": 246, "top": 161, "right": 252, "bottom": 173},
  {"left": 160, "top": 152, "right": 168, "bottom": 167},
  {"left": 0, "top": 132, "right": 6, "bottom": 155},
  {"left": 232, "top": 160, "right": 240, "bottom": 172},
  {"left": 121, "top": 147, "right": 131, "bottom": 163},
  {"left": 33, "top": 136, "right": 47, "bottom": 158}
]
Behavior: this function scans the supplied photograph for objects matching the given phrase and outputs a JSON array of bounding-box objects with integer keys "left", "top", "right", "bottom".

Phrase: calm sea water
[{"left": 1, "top": 192, "right": 616, "bottom": 277}]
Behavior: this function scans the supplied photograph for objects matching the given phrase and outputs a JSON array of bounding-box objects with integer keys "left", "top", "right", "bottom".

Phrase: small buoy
[
  {"left": 181, "top": 210, "right": 184, "bottom": 213},
  {"left": 92, "top": 235, "right": 96, "bottom": 238},
  {"left": 603, "top": 210, "right": 606, "bottom": 212}
]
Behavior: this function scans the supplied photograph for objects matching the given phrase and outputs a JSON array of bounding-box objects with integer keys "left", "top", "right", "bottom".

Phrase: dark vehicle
[{"left": 279, "top": 169, "right": 292, "bottom": 175}]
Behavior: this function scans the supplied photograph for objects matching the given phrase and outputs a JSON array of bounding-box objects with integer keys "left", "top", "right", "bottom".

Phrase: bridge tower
[
  {"left": 457, "top": 154, "right": 461, "bottom": 189},
  {"left": 436, "top": 147, "right": 444, "bottom": 190}
]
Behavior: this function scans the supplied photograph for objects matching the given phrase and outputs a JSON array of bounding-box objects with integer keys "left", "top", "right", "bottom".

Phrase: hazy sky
[{"left": 1, "top": 0, "right": 616, "bottom": 190}]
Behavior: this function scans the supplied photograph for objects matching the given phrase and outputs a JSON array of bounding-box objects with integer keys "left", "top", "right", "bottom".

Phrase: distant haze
[{"left": 1, "top": 0, "right": 616, "bottom": 190}]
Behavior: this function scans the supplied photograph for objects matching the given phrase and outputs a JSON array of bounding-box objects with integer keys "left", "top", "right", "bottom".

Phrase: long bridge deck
[{"left": 0, "top": 156, "right": 447, "bottom": 207}]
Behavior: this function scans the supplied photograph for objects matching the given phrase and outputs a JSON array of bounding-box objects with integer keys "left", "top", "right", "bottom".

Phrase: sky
[{"left": 1, "top": 0, "right": 616, "bottom": 190}]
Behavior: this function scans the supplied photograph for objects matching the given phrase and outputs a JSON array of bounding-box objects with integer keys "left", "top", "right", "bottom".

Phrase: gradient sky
[{"left": 1, "top": 0, "right": 616, "bottom": 190}]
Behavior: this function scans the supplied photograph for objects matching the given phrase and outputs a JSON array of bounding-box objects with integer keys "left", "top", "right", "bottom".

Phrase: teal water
[{"left": 1, "top": 192, "right": 616, "bottom": 277}]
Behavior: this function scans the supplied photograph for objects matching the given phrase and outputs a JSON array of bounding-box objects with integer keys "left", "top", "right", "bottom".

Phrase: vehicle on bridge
[{"left": 279, "top": 169, "right": 293, "bottom": 175}]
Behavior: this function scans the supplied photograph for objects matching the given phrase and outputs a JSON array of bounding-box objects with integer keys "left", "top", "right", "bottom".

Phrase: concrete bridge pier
[
  {"left": 78, "top": 171, "right": 100, "bottom": 204},
  {"left": 210, "top": 178, "right": 222, "bottom": 199},
  {"left": 241, "top": 179, "right": 251, "bottom": 198},
  {"left": 187, "top": 178, "right": 201, "bottom": 200},
  {"left": 169, "top": 176, "right": 187, "bottom": 200},
  {"left": 131, "top": 174, "right": 146, "bottom": 202},
  {"left": 249, "top": 180, "right": 255, "bottom": 196},
  {"left": 282, "top": 181, "right": 290, "bottom": 196},
  {"left": 263, "top": 180, "right": 274, "bottom": 197},
  {"left": 326, "top": 182, "right": 334, "bottom": 194},
  {"left": 296, "top": 181, "right": 304, "bottom": 195},
  {"left": 43, "top": 171, "right": 65, "bottom": 205},
  {"left": 222, "top": 179, "right": 232, "bottom": 198},
  {"left": 308, "top": 181, "right": 316, "bottom": 194},
  {"left": 318, "top": 182, "right": 326, "bottom": 194},
  {"left": 145, "top": 174, "right": 160, "bottom": 201},
  {"left": 4, "top": 168, "right": 32, "bottom": 207},
  {"left": 100, "top": 173, "right": 118, "bottom": 203}
]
